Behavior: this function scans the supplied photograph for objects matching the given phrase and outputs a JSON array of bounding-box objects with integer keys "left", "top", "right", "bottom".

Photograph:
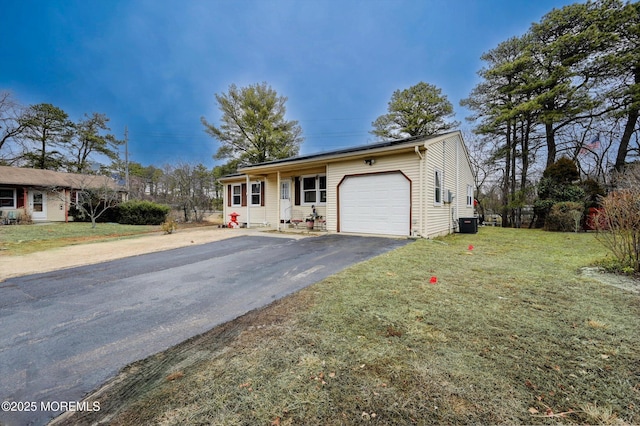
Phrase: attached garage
[{"left": 338, "top": 172, "right": 411, "bottom": 236}]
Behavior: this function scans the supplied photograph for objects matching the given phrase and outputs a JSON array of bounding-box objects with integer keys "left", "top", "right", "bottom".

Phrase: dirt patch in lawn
[{"left": 579, "top": 267, "right": 640, "bottom": 294}]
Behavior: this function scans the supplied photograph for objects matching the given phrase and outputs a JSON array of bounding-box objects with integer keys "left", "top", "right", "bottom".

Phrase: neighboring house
[
  {"left": 0, "top": 166, "right": 125, "bottom": 223},
  {"left": 220, "top": 131, "right": 476, "bottom": 238}
]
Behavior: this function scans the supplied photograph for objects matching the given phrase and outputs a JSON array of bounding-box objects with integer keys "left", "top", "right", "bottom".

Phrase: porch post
[
  {"left": 276, "top": 171, "right": 281, "bottom": 231},
  {"left": 245, "top": 174, "right": 251, "bottom": 228}
]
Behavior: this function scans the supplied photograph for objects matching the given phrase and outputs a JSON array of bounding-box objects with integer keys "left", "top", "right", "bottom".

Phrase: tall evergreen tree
[
  {"left": 19, "top": 103, "right": 73, "bottom": 170},
  {"left": 201, "top": 82, "right": 303, "bottom": 169},
  {"left": 69, "top": 112, "right": 122, "bottom": 173},
  {"left": 371, "top": 82, "right": 458, "bottom": 140}
]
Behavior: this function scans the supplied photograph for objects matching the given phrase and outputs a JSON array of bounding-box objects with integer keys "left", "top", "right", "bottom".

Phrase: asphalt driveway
[{"left": 0, "top": 234, "right": 411, "bottom": 426}]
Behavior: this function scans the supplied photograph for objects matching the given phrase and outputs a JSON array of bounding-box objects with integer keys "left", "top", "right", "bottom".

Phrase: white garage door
[{"left": 339, "top": 172, "right": 410, "bottom": 236}]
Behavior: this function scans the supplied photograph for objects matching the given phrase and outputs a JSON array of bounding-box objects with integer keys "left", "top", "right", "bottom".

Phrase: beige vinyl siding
[
  {"left": 233, "top": 166, "right": 329, "bottom": 228},
  {"left": 263, "top": 176, "right": 278, "bottom": 226},
  {"left": 327, "top": 152, "right": 420, "bottom": 233},
  {"left": 425, "top": 139, "right": 448, "bottom": 237},
  {"left": 424, "top": 134, "right": 474, "bottom": 238},
  {"left": 457, "top": 139, "right": 476, "bottom": 220},
  {"left": 222, "top": 178, "right": 269, "bottom": 227},
  {"left": 283, "top": 166, "right": 327, "bottom": 223}
]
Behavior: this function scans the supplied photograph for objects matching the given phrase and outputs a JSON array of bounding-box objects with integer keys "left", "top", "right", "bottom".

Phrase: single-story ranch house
[
  {"left": 221, "top": 131, "right": 476, "bottom": 238},
  {"left": 0, "top": 166, "right": 125, "bottom": 223}
]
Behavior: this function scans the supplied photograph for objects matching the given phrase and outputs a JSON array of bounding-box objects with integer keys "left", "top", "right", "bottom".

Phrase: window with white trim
[
  {"left": 0, "top": 188, "right": 16, "bottom": 208},
  {"left": 319, "top": 176, "right": 326, "bottom": 203},
  {"left": 302, "top": 175, "right": 326, "bottom": 204},
  {"left": 434, "top": 170, "right": 442, "bottom": 205},
  {"left": 251, "top": 182, "right": 261, "bottom": 205},
  {"left": 232, "top": 184, "right": 242, "bottom": 206},
  {"left": 467, "top": 185, "right": 474, "bottom": 207}
]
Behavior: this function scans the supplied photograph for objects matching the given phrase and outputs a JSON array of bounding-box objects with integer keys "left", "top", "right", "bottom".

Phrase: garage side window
[
  {"left": 467, "top": 184, "right": 473, "bottom": 207},
  {"left": 434, "top": 170, "right": 442, "bottom": 205},
  {"left": 0, "top": 188, "right": 16, "bottom": 208}
]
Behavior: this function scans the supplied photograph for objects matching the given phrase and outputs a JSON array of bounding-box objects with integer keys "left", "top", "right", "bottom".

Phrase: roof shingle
[{"left": 0, "top": 166, "right": 123, "bottom": 190}]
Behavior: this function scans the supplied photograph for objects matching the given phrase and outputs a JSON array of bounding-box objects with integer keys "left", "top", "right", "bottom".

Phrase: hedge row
[
  {"left": 70, "top": 200, "right": 170, "bottom": 225},
  {"left": 118, "top": 200, "right": 170, "bottom": 225}
]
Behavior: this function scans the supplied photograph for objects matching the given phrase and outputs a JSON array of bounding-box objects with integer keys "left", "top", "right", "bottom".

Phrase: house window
[
  {"left": 467, "top": 185, "right": 474, "bottom": 207},
  {"left": 303, "top": 177, "right": 316, "bottom": 203},
  {"left": 302, "top": 175, "right": 326, "bottom": 204},
  {"left": 319, "top": 176, "right": 327, "bottom": 203},
  {"left": 232, "top": 184, "right": 242, "bottom": 206},
  {"left": 251, "top": 183, "right": 261, "bottom": 205},
  {"left": 434, "top": 170, "right": 442, "bottom": 204},
  {"left": 0, "top": 188, "right": 16, "bottom": 208}
]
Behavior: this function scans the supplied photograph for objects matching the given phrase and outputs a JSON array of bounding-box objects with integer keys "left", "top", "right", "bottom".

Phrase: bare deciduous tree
[
  {"left": 594, "top": 164, "right": 640, "bottom": 272},
  {"left": 0, "top": 91, "right": 26, "bottom": 163},
  {"left": 49, "top": 174, "right": 123, "bottom": 228}
]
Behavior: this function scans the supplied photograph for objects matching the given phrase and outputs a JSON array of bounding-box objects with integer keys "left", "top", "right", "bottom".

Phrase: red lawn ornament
[{"left": 430, "top": 276, "right": 438, "bottom": 284}]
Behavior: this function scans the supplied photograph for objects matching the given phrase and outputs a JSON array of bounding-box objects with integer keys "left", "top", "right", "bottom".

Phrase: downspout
[
  {"left": 414, "top": 145, "right": 424, "bottom": 237},
  {"left": 245, "top": 174, "right": 251, "bottom": 228}
]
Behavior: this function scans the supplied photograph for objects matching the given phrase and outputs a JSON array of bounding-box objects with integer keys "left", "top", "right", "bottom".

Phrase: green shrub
[
  {"left": 118, "top": 200, "right": 170, "bottom": 225},
  {"left": 69, "top": 203, "right": 120, "bottom": 223},
  {"left": 593, "top": 256, "right": 638, "bottom": 275},
  {"left": 544, "top": 201, "right": 584, "bottom": 232}
]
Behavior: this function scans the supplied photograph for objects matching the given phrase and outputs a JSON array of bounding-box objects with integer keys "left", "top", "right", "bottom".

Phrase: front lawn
[
  {"left": 59, "top": 228, "right": 640, "bottom": 425},
  {"left": 0, "top": 222, "right": 160, "bottom": 255}
]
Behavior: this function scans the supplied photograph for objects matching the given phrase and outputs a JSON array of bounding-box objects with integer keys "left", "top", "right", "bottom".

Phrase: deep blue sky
[{"left": 1, "top": 0, "right": 577, "bottom": 168}]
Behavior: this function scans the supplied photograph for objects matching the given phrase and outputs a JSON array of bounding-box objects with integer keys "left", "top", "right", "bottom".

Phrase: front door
[
  {"left": 29, "top": 190, "right": 47, "bottom": 221},
  {"left": 280, "top": 181, "right": 291, "bottom": 221}
]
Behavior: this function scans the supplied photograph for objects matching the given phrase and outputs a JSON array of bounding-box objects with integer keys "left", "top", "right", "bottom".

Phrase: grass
[
  {"left": 0, "top": 222, "right": 161, "bottom": 255},
  {"left": 58, "top": 228, "right": 640, "bottom": 425}
]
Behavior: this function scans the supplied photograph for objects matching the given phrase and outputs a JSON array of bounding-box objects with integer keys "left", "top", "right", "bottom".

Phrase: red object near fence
[
  {"left": 228, "top": 212, "right": 240, "bottom": 228},
  {"left": 585, "top": 207, "right": 607, "bottom": 230}
]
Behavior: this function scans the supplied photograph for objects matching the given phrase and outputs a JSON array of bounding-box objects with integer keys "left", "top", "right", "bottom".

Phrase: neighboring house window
[
  {"left": 0, "top": 188, "right": 16, "bottom": 208},
  {"left": 467, "top": 185, "right": 473, "bottom": 207},
  {"left": 232, "top": 184, "right": 242, "bottom": 206},
  {"left": 301, "top": 175, "right": 326, "bottom": 204},
  {"left": 251, "top": 183, "right": 261, "bottom": 205},
  {"left": 434, "top": 170, "right": 442, "bottom": 204}
]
